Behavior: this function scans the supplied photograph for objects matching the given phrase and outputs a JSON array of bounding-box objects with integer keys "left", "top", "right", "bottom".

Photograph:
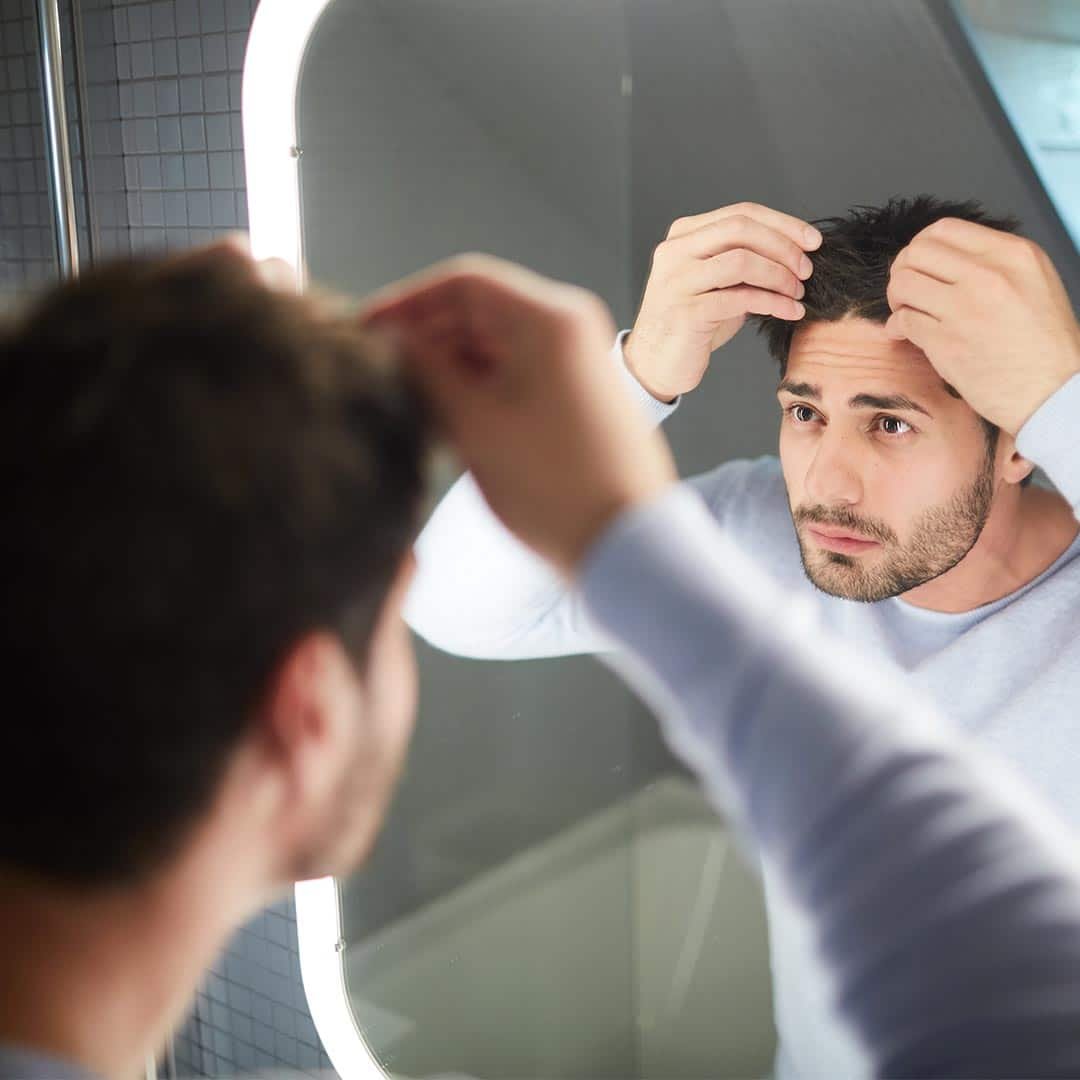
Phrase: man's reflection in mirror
[{"left": 407, "top": 194, "right": 1080, "bottom": 1078}]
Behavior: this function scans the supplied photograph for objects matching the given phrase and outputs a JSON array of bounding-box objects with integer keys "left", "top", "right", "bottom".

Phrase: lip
[{"left": 805, "top": 526, "right": 882, "bottom": 554}]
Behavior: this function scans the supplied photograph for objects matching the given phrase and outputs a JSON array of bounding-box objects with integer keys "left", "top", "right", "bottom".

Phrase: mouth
[{"left": 805, "top": 526, "right": 882, "bottom": 555}]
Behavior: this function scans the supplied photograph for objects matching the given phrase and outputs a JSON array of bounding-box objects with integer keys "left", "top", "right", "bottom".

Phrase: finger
[
  {"left": 671, "top": 217, "right": 815, "bottom": 281},
  {"left": 700, "top": 286, "right": 805, "bottom": 322},
  {"left": 667, "top": 203, "right": 822, "bottom": 251},
  {"left": 910, "top": 217, "right": 998, "bottom": 256},
  {"left": 394, "top": 319, "right": 493, "bottom": 445},
  {"left": 886, "top": 267, "right": 951, "bottom": 319},
  {"left": 884, "top": 305, "right": 941, "bottom": 349},
  {"left": 892, "top": 237, "right": 972, "bottom": 284},
  {"left": 256, "top": 256, "right": 300, "bottom": 292},
  {"left": 683, "top": 248, "right": 805, "bottom": 301},
  {"left": 359, "top": 253, "right": 560, "bottom": 330}
]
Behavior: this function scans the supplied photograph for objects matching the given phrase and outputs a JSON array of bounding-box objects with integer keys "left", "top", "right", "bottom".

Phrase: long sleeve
[
  {"left": 1016, "top": 372, "right": 1080, "bottom": 520},
  {"left": 581, "top": 485, "right": 1080, "bottom": 1078},
  {"left": 403, "top": 333, "right": 679, "bottom": 658}
]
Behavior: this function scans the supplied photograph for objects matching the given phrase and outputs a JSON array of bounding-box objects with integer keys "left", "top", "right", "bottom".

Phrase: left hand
[
  {"left": 358, "top": 254, "right": 678, "bottom": 577},
  {"left": 885, "top": 218, "right": 1080, "bottom": 435}
]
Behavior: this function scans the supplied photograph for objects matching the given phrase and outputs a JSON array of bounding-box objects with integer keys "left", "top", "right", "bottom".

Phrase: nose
[{"left": 803, "top": 430, "right": 864, "bottom": 507}]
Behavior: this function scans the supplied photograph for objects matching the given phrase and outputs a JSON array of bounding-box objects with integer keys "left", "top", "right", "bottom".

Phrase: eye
[
  {"left": 876, "top": 415, "right": 913, "bottom": 437},
  {"left": 787, "top": 404, "right": 820, "bottom": 425}
]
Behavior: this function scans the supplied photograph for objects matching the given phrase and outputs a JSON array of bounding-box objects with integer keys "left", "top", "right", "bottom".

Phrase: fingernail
[
  {"left": 792, "top": 301, "right": 806, "bottom": 319},
  {"left": 796, "top": 281, "right": 805, "bottom": 299},
  {"left": 799, "top": 255, "right": 813, "bottom": 278},
  {"left": 804, "top": 227, "right": 822, "bottom": 250}
]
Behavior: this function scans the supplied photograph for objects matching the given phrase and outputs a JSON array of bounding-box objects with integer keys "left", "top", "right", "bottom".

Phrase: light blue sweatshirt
[
  {"left": 580, "top": 479, "right": 1080, "bottom": 1077},
  {"left": 8, "top": 380, "right": 1079, "bottom": 1080},
  {"left": 405, "top": 342, "right": 1080, "bottom": 1078}
]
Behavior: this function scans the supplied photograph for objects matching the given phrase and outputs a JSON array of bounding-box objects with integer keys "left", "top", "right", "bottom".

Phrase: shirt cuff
[
  {"left": 613, "top": 329, "right": 681, "bottom": 427},
  {"left": 1015, "top": 373, "right": 1080, "bottom": 514}
]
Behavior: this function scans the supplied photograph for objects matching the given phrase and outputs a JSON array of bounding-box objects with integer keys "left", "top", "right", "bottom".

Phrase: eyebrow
[{"left": 776, "top": 380, "right": 933, "bottom": 418}]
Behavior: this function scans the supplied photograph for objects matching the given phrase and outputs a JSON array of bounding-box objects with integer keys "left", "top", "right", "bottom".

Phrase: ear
[
  {"left": 255, "top": 631, "right": 362, "bottom": 820},
  {"left": 996, "top": 432, "right": 1035, "bottom": 487}
]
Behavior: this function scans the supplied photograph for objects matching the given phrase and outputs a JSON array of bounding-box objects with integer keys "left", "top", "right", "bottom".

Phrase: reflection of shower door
[{"left": 344, "top": 778, "right": 772, "bottom": 1079}]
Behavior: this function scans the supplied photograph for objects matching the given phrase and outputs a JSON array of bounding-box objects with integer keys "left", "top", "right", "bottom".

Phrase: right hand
[
  {"left": 359, "top": 254, "right": 677, "bottom": 577},
  {"left": 624, "top": 203, "right": 822, "bottom": 402}
]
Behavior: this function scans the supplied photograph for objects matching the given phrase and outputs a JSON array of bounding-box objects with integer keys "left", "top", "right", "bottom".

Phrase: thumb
[
  {"left": 389, "top": 317, "right": 494, "bottom": 448},
  {"left": 883, "top": 311, "right": 908, "bottom": 341}
]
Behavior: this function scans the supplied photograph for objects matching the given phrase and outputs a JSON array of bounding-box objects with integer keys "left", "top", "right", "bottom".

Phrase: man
[
  {"left": 372, "top": 253, "right": 1080, "bottom": 1078},
  {"left": 0, "top": 247, "right": 431, "bottom": 1079},
  {"left": 404, "top": 196, "right": 1080, "bottom": 1076},
  {"left": 2, "top": 239, "right": 1080, "bottom": 1079}
]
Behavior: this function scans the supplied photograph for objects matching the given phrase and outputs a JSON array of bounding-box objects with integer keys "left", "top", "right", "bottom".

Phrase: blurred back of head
[{"left": 0, "top": 248, "right": 430, "bottom": 888}]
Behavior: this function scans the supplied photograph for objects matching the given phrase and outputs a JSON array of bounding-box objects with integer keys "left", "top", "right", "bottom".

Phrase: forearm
[{"left": 581, "top": 486, "right": 1080, "bottom": 1077}]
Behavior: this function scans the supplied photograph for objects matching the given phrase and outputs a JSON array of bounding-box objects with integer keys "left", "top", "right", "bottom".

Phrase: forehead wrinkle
[
  {"left": 784, "top": 321, "right": 967, "bottom": 416},
  {"left": 790, "top": 316, "right": 932, "bottom": 370},
  {"left": 785, "top": 349, "right": 948, "bottom": 398}
]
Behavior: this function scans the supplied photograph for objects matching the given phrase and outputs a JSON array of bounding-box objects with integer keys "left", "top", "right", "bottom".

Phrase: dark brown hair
[
  {"left": 0, "top": 249, "right": 431, "bottom": 886},
  {"left": 753, "top": 195, "right": 1020, "bottom": 367}
]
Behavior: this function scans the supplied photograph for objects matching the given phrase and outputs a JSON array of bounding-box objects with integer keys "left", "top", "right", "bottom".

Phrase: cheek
[
  {"left": 778, "top": 430, "right": 807, "bottom": 504},
  {"left": 361, "top": 617, "right": 419, "bottom": 764},
  {"left": 382, "top": 624, "right": 418, "bottom": 747},
  {"left": 863, "top": 447, "right": 977, "bottom": 539}
]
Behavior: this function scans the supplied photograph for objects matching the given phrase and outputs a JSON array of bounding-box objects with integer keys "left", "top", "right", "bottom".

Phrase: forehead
[{"left": 784, "top": 316, "right": 943, "bottom": 394}]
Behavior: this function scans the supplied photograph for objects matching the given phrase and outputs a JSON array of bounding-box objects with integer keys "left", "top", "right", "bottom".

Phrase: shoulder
[
  {"left": 683, "top": 455, "right": 803, "bottom": 578},
  {"left": 685, "top": 455, "right": 789, "bottom": 524}
]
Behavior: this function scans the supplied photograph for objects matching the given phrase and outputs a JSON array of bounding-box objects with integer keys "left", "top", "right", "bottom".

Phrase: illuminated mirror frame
[{"left": 242, "top": 2, "right": 385, "bottom": 1077}]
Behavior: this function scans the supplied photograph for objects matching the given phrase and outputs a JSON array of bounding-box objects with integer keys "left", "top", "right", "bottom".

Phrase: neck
[
  {"left": 901, "top": 481, "right": 1079, "bottom": 613},
  {"left": 0, "top": 822, "right": 277, "bottom": 1079}
]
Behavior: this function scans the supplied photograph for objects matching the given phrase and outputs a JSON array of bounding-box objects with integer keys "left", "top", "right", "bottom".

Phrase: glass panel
[
  {"left": 293, "top": 2, "right": 1080, "bottom": 1075},
  {"left": 0, "top": 0, "right": 60, "bottom": 309},
  {"left": 295, "top": 2, "right": 773, "bottom": 1077},
  {"left": 955, "top": 0, "right": 1080, "bottom": 247}
]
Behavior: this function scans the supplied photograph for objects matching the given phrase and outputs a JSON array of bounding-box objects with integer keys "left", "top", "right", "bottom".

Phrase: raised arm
[
  {"left": 401, "top": 203, "right": 820, "bottom": 660},
  {"left": 371, "top": 250, "right": 1080, "bottom": 1077},
  {"left": 582, "top": 485, "right": 1080, "bottom": 1077},
  {"left": 403, "top": 337, "right": 674, "bottom": 659}
]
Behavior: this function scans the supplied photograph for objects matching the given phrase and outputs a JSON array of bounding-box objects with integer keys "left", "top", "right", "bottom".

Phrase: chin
[{"left": 802, "top": 552, "right": 897, "bottom": 604}]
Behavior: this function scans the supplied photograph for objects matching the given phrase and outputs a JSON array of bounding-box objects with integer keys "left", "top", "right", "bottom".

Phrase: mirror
[{"left": 245, "top": 1, "right": 1080, "bottom": 1076}]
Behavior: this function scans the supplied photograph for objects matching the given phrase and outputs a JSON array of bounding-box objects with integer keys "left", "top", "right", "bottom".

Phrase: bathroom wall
[{"left": 108, "top": 0, "right": 249, "bottom": 254}]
